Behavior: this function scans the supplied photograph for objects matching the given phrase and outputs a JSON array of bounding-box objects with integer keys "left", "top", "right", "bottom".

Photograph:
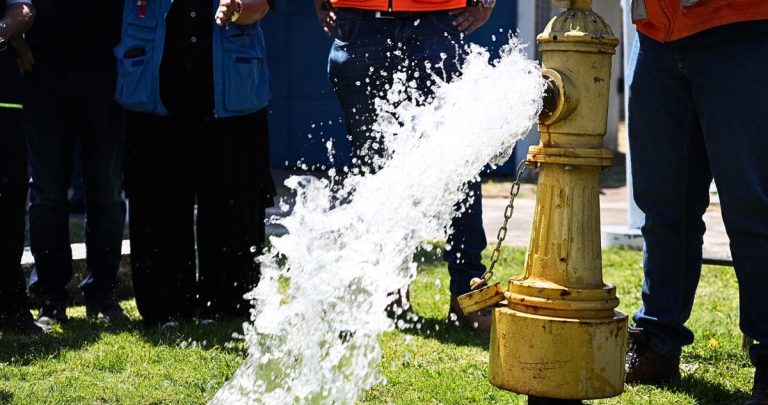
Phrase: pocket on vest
[
  {"left": 221, "top": 28, "right": 265, "bottom": 113},
  {"left": 221, "top": 52, "right": 263, "bottom": 112},
  {"left": 114, "top": 23, "right": 157, "bottom": 112}
]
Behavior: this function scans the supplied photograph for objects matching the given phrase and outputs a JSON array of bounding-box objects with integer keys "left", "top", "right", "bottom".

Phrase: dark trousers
[
  {"left": 125, "top": 88, "right": 272, "bottom": 324},
  {"left": 630, "top": 30, "right": 768, "bottom": 360},
  {"left": 0, "top": 106, "right": 31, "bottom": 319},
  {"left": 24, "top": 69, "right": 126, "bottom": 306},
  {"left": 327, "top": 10, "right": 487, "bottom": 296}
]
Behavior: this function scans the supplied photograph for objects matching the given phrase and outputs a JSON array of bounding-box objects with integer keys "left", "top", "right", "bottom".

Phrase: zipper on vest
[{"left": 388, "top": 0, "right": 393, "bottom": 12}]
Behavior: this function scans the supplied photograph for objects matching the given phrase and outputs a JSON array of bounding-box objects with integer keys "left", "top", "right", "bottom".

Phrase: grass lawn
[{"left": 0, "top": 246, "right": 752, "bottom": 404}]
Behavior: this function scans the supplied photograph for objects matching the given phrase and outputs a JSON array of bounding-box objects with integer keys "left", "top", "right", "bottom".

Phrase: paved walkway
[{"left": 482, "top": 185, "right": 732, "bottom": 262}]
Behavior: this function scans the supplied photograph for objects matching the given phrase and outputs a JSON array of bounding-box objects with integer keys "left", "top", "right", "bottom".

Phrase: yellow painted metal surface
[
  {"left": 456, "top": 282, "right": 504, "bottom": 313},
  {"left": 486, "top": 0, "right": 627, "bottom": 400},
  {"left": 489, "top": 308, "right": 627, "bottom": 399}
]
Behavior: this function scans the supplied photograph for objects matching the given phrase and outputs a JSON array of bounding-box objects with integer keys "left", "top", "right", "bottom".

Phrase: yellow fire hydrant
[{"left": 459, "top": 0, "right": 626, "bottom": 401}]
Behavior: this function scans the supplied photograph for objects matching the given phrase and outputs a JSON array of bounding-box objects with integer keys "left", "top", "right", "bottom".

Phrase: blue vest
[{"left": 114, "top": 0, "right": 270, "bottom": 118}]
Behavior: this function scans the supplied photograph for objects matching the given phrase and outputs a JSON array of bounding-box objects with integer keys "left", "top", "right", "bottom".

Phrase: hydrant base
[{"left": 489, "top": 307, "right": 627, "bottom": 400}]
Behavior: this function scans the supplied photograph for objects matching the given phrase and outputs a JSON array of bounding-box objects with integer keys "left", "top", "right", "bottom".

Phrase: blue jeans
[
  {"left": 629, "top": 28, "right": 768, "bottom": 360},
  {"left": 328, "top": 9, "right": 487, "bottom": 296},
  {"left": 24, "top": 69, "right": 126, "bottom": 306}
]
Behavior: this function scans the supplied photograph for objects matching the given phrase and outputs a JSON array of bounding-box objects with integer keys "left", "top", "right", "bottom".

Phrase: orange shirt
[
  {"left": 331, "top": 0, "right": 466, "bottom": 12},
  {"left": 635, "top": 0, "right": 768, "bottom": 42}
]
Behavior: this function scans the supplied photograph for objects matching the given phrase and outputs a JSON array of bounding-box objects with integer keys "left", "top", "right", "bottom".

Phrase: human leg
[
  {"left": 404, "top": 13, "right": 488, "bottom": 298},
  {"left": 125, "top": 111, "right": 197, "bottom": 326},
  {"left": 74, "top": 71, "right": 127, "bottom": 317},
  {"left": 628, "top": 34, "right": 712, "bottom": 361},
  {"left": 685, "top": 32, "right": 768, "bottom": 361},
  {"left": 0, "top": 106, "right": 43, "bottom": 335},
  {"left": 197, "top": 109, "right": 272, "bottom": 319},
  {"left": 24, "top": 70, "right": 75, "bottom": 321},
  {"left": 327, "top": 10, "right": 398, "bottom": 171}
]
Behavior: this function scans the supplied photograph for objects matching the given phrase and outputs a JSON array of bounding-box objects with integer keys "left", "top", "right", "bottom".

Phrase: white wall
[
  {"left": 621, "top": 0, "right": 644, "bottom": 228},
  {"left": 592, "top": 1, "right": 623, "bottom": 151},
  {"left": 511, "top": 0, "right": 542, "bottom": 167}
]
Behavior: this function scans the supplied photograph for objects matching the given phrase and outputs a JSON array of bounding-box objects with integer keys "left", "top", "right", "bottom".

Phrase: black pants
[
  {"left": 125, "top": 58, "right": 273, "bottom": 324},
  {"left": 0, "top": 106, "right": 31, "bottom": 320},
  {"left": 24, "top": 69, "right": 126, "bottom": 306}
]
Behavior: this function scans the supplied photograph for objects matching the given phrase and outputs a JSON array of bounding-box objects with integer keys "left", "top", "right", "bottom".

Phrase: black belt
[{"left": 335, "top": 7, "right": 450, "bottom": 19}]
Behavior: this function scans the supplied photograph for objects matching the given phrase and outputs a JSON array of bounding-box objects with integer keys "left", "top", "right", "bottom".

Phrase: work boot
[
  {"left": 449, "top": 294, "right": 491, "bottom": 333},
  {"left": 37, "top": 303, "right": 69, "bottom": 327},
  {"left": 748, "top": 366, "right": 768, "bottom": 405},
  {"left": 86, "top": 298, "right": 129, "bottom": 325},
  {"left": 747, "top": 346, "right": 768, "bottom": 405},
  {"left": 625, "top": 327, "right": 680, "bottom": 385}
]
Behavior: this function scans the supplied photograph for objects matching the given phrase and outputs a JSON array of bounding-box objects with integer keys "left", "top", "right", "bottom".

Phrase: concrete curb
[{"left": 601, "top": 226, "right": 644, "bottom": 250}]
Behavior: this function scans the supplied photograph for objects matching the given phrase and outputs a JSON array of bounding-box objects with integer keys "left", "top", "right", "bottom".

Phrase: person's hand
[
  {"left": 11, "top": 38, "right": 33, "bottom": 71},
  {"left": 216, "top": 0, "right": 269, "bottom": 26},
  {"left": 449, "top": 5, "right": 493, "bottom": 35},
  {"left": 315, "top": 1, "right": 336, "bottom": 36},
  {"left": 215, "top": 0, "right": 239, "bottom": 26}
]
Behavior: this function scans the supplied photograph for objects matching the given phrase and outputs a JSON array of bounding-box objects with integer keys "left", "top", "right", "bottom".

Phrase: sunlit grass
[{"left": 0, "top": 247, "right": 751, "bottom": 404}]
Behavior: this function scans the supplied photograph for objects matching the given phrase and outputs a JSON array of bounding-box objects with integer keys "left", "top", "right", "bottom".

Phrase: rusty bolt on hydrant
[{"left": 458, "top": 0, "right": 626, "bottom": 403}]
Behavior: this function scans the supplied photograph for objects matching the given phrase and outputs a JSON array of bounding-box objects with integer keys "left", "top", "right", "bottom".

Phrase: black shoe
[
  {"left": 625, "top": 327, "right": 680, "bottom": 385},
  {"left": 86, "top": 299, "right": 128, "bottom": 325},
  {"left": 37, "top": 305, "right": 69, "bottom": 327},
  {"left": 198, "top": 316, "right": 218, "bottom": 326},
  {"left": 0, "top": 311, "right": 49, "bottom": 336},
  {"left": 747, "top": 366, "right": 768, "bottom": 405},
  {"left": 197, "top": 309, "right": 220, "bottom": 326},
  {"left": 158, "top": 318, "right": 180, "bottom": 332}
]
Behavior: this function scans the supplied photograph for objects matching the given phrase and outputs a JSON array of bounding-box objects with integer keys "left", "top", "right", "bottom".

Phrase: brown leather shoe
[
  {"left": 449, "top": 294, "right": 491, "bottom": 333},
  {"left": 747, "top": 366, "right": 768, "bottom": 405},
  {"left": 625, "top": 327, "right": 680, "bottom": 385}
]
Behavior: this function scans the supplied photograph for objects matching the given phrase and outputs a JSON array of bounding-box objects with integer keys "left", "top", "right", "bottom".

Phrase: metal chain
[{"left": 479, "top": 160, "right": 530, "bottom": 285}]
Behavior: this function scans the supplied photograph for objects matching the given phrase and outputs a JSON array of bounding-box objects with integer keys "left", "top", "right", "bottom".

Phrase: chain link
[{"left": 478, "top": 160, "right": 530, "bottom": 285}]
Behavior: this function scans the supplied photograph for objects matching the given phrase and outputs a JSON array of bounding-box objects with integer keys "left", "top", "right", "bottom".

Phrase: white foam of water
[{"left": 211, "top": 37, "right": 545, "bottom": 405}]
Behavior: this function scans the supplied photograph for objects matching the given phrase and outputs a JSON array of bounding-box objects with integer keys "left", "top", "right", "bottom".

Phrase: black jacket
[{"left": 25, "top": 0, "right": 122, "bottom": 71}]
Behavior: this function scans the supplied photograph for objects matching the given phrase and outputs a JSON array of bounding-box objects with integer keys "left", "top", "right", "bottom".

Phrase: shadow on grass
[
  {"left": 397, "top": 314, "right": 490, "bottom": 350},
  {"left": 0, "top": 316, "right": 247, "bottom": 366},
  {"left": 0, "top": 318, "right": 101, "bottom": 365},
  {"left": 0, "top": 389, "right": 13, "bottom": 403},
  {"left": 136, "top": 317, "right": 247, "bottom": 350},
  {"left": 640, "top": 374, "right": 751, "bottom": 405}
]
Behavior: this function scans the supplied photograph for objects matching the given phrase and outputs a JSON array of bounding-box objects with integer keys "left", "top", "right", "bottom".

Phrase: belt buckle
[{"left": 374, "top": 11, "right": 394, "bottom": 19}]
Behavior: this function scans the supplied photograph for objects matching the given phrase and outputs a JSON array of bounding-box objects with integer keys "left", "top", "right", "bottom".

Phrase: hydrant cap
[{"left": 537, "top": 4, "right": 620, "bottom": 50}]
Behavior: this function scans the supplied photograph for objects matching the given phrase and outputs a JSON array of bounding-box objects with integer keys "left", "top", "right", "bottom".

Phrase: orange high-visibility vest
[
  {"left": 331, "top": 0, "right": 466, "bottom": 12},
  {"left": 634, "top": 0, "right": 768, "bottom": 42}
]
